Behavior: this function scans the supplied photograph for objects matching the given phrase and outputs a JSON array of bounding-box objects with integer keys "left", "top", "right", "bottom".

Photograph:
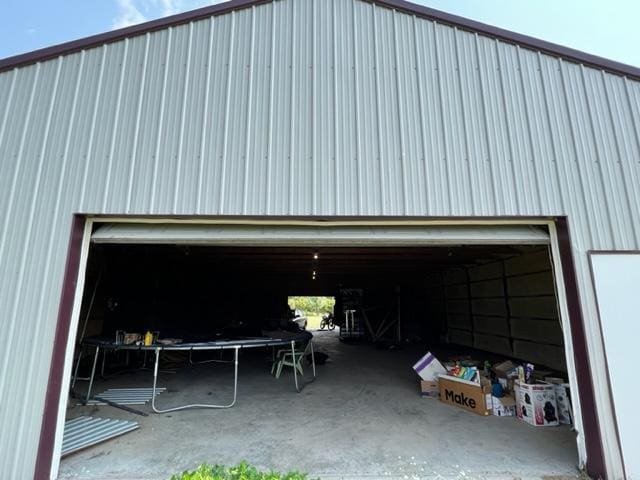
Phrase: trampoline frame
[{"left": 78, "top": 334, "right": 316, "bottom": 413}]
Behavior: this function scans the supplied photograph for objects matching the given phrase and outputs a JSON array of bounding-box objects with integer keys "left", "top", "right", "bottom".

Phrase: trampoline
[{"left": 78, "top": 331, "right": 315, "bottom": 413}]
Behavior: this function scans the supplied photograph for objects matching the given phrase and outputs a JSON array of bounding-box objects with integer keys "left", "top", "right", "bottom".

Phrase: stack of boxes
[{"left": 413, "top": 353, "right": 572, "bottom": 427}]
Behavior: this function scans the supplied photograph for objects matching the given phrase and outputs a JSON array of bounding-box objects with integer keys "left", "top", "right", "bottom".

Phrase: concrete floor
[{"left": 59, "top": 331, "right": 581, "bottom": 479}]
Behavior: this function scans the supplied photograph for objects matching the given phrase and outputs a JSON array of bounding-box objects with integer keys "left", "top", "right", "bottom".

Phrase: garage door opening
[
  {"left": 57, "top": 222, "right": 581, "bottom": 479},
  {"left": 288, "top": 296, "right": 336, "bottom": 330}
]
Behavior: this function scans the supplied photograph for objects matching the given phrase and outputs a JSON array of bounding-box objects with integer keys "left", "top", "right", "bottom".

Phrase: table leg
[
  {"left": 151, "top": 347, "right": 161, "bottom": 411},
  {"left": 291, "top": 341, "right": 299, "bottom": 392},
  {"left": 71, "top": 345, "right": 84, "bottom": 390},
  {"left": 101, "top": 349, "right": 106, "bottom": 377},
  {"left": 310, "top": 340, "right": 316, "bottom": 378},
  {"left": 85, "top": 346, "right": 100, "bottom": 404},
  {"left": 151, "top": 346, "right": 239, "bottom": 413}
]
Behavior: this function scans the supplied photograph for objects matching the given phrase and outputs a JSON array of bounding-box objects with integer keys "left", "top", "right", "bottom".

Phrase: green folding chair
[{"left": 271, "top": 340, "right": 309, "bottom": 379}]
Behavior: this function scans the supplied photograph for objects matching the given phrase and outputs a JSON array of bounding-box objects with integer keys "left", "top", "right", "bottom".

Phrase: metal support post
[{"left": 85, "top": 346, "right": 100, "bottom": 404}]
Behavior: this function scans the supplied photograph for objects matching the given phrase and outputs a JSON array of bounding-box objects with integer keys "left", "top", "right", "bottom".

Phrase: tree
[{"left": 288, "top": 296, "right": 335, "bottom": 315}]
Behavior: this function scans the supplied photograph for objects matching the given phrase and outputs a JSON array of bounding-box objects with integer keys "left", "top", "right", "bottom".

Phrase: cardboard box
[
  {"left": 493, "top": 361, "right": 520, "bottom": 395},
  {"left": 491, "top": 395, "right": 516, "bottom": 417},
  {"left": 493, "top": 360, "right": 517, "bottom": 378},
  {"left": 420, "top": 380, "right": 439, "bottom": 398},
  {"left": 544, "top": 378, "right": 572, "bottom": 425},
  {"left": 413, "top": 352, "right": 446, "bottom": 381},
  {"left": 515, "top": 382, "right": 559, "bottom": 427},
  {"left": 532, "top": 369, "right": 554, "bottom": 382},
  {"left": 438, "top": 375, "right": 492, "bottom": 416}
]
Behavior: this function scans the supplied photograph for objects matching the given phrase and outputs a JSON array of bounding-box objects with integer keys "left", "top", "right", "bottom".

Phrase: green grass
[{"left": 170, "top": 462, "right": 312, "bottom": 480}]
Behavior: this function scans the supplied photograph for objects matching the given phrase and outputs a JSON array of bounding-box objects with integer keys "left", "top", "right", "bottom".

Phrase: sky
[{"left": 0, "top": 0, "right": 639, "bottom": 68}]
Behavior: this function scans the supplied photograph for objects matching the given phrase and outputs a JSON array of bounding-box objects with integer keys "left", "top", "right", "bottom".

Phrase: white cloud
[
  {"left": 26, "top": 28, "right": 36, "bottom": 34},
  {"left": 157, "top": 0, "right": 226, "bottom": 16},
  {"left": 112, "top": 0, "right": 230, "bottom": 29},
  {"left": 158, "top": 0, "right": 179, "bottom": 16},
  {"left": 112, "top": 0, "right": 148, "bottom": 29}
]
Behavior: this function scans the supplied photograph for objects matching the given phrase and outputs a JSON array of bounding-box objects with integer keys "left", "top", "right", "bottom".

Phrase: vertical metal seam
[
  {"left": 173, "top": 22, "right": 194, "bottom": 213},
  {"left": 288, "top": 0, "right": 296, "bottom": 215},
  {"left": 332, "top": 0, "right": 339, "bottom": 215},
  {"left": 473, "top": 33, "right": 499, "bottom": 213},
  {"left": 392, "top": 10, "right": 409, "bottom": 215},
  {"left": 557, "top": 59, "right": 594, "bottom": 243},
  {"left": 58, "top": 52, "right": 86, "bottom": 203},
  {"left": 0, "top": 63, "right": 41, "bottom": 270},
  {"left": 577, "top": 64, "right": 617, "bottom": 247},
  {"left": 125, "top": 33, "right": 151, "bottom": 212},
  {"left": 149, "top": 27, "right": 172, "bottom": 213},
  {"left": 371, "top": 4, "right": 386, "bottom": 214},
  {"left": 494, "top": 40, "right": 521, "bottom": 214},
  {"left": 265, "top": 3, "right": 276, "bottom": 215},
  {"left": 622, "top": 77, "right": 640, "bottom": 248},
  {"left": 101, "top": 38, "right": 129, "bottom": 212},
  {"left": 196, "top": 16, "right": 215, "bottom": 214},
  {"left": 411, "top": 16, "right": 430, "bottom": 215},
  {"left": 501, "top": 260, "right": 514, "bottom": 353},
  {"left": 0, "top": 59, "right": 61, "bottom": 445},
  {"left": 311, "top": 0, "right": 317, "bottom": 215},
  {"left": 242, "top": 7, "right": 256, "bottom": 215},
  {"left": 442, "top": 271, "right": 450, "bottom": 344},
  {"left": 536, "top": 52, "right": 568, "bottom": 216},
  {"left": 623, "top": 77, "right": 640, "bottom": 158},
  {"left": 600, "top": 72, "right": 640, "bottom": 246},
  {"left": 515, "top": 45, "right": 544, "bottom": 214},
  {"left": 351, "top": 0, "right": 363, "bottom": 214},
  {"left": 78, "top": 46, "right": 107, "bottom": 210},
  {"left": 465, "top": 267, "right": 475, "bottom": 349},
  {"left": 452, "top": 27, "right": 474, "bottom": 215},
  {"left": 465, "top": 35, "right": 487, "bottom": 214},
  {"left": 218, "top": 11, "right": 236, "bottom": 214},
  {"left": 433, "top": 23, "right": 452, "bottom": 212},
  {"left": 0, "top": 69, "right": 17, "bottom": 149}
]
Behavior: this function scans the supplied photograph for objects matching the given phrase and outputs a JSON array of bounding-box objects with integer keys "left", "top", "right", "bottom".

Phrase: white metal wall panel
[{"left": 0, "top": 0, "right": 639, "bottom": 477}]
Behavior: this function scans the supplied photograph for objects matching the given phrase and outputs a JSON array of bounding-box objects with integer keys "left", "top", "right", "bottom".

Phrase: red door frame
[{"left": 34, "top": 215, "right": 606, "bottom": 479}]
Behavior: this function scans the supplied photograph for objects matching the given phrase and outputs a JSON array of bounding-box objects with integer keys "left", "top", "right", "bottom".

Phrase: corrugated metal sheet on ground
[
  {"left": 61, "top": 416, "right": 139, "bottom": 457},
  {"left": 81, "top": 387, "right": 166, "bottom": 405}
]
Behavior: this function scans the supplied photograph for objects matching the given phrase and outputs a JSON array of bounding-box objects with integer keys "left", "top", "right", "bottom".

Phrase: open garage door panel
[{"left": 91, "top": 223, "right": 550, "bottom": 246}]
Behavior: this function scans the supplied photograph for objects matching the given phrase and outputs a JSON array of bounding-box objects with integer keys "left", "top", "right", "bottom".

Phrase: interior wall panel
[{"left": 442, "top": 250, "right": 571, "bottom": 370}]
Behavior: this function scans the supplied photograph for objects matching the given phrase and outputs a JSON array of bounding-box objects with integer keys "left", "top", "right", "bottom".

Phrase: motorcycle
[{"left": 319, "top": 313, "right": 336, "bottom": 331}]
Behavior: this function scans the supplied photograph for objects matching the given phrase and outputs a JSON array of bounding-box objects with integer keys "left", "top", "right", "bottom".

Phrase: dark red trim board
[
  {"left": 1, "top": 0, "right": 639, "bottom": 80},
  {"left": 555, "top": 218, "right": 606, "bottom": 478},
  {"left": 34, "top": 215, "right": 85, "bottom": 480}
]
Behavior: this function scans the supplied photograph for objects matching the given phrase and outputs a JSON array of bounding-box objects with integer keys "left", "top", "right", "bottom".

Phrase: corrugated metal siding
[{"left": 0, "top": 0, "right": 639, "bottom": 476}]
